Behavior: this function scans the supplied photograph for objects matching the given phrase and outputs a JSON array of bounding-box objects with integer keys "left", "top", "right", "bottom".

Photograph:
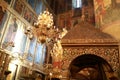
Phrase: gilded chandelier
[
  {"left": 25, "top": 9, "right": 67, "bottom": 78},
  {"left": 33, "top": 10, "right": 57, "bottom": 43}
]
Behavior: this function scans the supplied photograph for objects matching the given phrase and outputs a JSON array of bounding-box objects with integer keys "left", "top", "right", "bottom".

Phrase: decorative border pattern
[
  {"left": 62, "top": 39, "right": 118, "bottom": 44},
  {"left": 62, "top": 46, "right": 119, "bottom": 71}
]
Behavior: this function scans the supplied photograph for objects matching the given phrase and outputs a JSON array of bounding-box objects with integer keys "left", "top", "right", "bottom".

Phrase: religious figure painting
[
  {"left": 58, "top": 11, "right": 72, "bottom": 30},
  {"left": 23, "top": 7, "right": 33, "bottom": 23},
  {"left": 13, "top": 0, "right": 24, "bottom": 15},
  {"left": 0, "top": 7, "right": 8, "bottom": 40},
  {"left": 94, "top": 0, "right": 120, "bottom": 28},
  {"left": 34, "top": 43, "right": 46, "bottom": 64},
  {"left": 18, "top": 66, "right": 29, "bottom": 79},
  {"left": 27, "top": 38, "right": 36, "bottom": 62},
  {"left": 2, "top": 15, "right": 20, "bottom": 51},
  {"left": 12, "top": 23, "right": 27, "bottom": 55}
]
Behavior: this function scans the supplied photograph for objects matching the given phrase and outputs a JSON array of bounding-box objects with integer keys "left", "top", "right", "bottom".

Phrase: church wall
[
  {"left": 94, "top": 1, "right": 120, "bottom": 78},
  {"left": 1, "top": 0, "right": 120, "bottom": 79},
  {"left": 94, "top": 0, "right": 120, "bottom": 41}
]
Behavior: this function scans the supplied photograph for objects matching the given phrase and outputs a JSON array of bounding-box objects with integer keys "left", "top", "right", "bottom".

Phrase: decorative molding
[
  {"left": 62, "top": 39, "right": 118, "bottom": 44},
  {"left": 62, "top": 46, "right": 119, "bottom": 71}
]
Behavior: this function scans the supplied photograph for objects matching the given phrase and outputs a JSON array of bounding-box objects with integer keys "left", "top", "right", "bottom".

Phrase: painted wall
[{"left": 94, "top": 0, "right": 120, "bottom": 40}]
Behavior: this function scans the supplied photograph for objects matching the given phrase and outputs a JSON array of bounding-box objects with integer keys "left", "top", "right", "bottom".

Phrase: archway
[{"left": 69, "top": 54, "right": 113, "bottom": 80}]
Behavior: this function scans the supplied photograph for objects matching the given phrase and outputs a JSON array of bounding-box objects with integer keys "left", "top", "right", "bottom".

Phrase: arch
[
  {"left": 68, "top": 54, "right": 114, "bottom": 80},
  {"left": 62, "top": 47, "right": 119, "bottom": 72},
  {"left": 69, "top": 54, "right": 113, "bottom": 72},
  {"left": 62, "top": 46, "right": 119, "bottom": 79}
]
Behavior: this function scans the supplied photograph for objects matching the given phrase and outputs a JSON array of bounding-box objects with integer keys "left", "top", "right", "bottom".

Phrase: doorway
[{"left": 69, "top": 54, "right": 113, "bottom": 80}]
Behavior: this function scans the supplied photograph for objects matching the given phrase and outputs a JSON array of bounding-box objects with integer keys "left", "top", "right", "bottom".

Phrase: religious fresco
[
  {"left": 57, "top": 11, "right": 72, "bottom": 30},
  {"left": 0, "top": 9, "right": 27, "bottom": 55},
  {"left": 13, "top": 0, "right": 24, "bottom": 15},
  {"left": 57, "top": 0, "right": 95, "bottom": 30},
  {"left": 27, "top": 37, "right": 36, "bottom": 62},
  {"left": 0, "top": 7, "right": 8, "bottom": 39},
  {"left": 2, "top": 15, "right": 21, "bottom": 51},
  {"left": 72, "top": 0, "right": 95, "bottom": 25},
  {"left": 83, "top": 0, "right": 95, "bottom": 25},
  {"left": 94, "top": 0, "right": 120, "bottom": 28}
]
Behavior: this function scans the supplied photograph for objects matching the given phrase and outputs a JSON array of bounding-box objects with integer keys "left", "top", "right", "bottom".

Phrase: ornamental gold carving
[{"left": 62, "top": 46, "right": 119, "bottom": 71}]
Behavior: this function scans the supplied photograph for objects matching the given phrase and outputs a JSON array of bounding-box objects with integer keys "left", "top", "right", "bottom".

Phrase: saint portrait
[
  {"left": 0, "top": 7, "right": 8, "bottom": 38},
  {"left": 27, "top": 38, "right": 37, "bottom": 61},
  {"left": 24, "top": 7, "right": 33, "bottom": 23},
  {"left": 35, "top": 43, "right": 46, "bottom": 64},
  {"left": 2, "top": 15, "right": 19, "bottom": 51},
  {"left": 13, "top": 0, "right": 24, "bottom": 15},
  {"left": 12, "top": 24, "right": 27, "bottom": 55}
]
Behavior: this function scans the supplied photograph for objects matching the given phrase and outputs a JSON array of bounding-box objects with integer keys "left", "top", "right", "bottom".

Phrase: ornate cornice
[{"left": 62, "top": 39, "right": 118, "bottom": 45}]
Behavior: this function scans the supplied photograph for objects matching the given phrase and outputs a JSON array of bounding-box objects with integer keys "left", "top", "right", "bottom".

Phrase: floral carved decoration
[{"left": 62, "top": 46, "right": 119, "bottom": 71}]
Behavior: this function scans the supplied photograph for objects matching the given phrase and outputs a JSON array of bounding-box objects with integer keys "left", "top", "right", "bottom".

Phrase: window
[{"left": 72, "top": 0, "right": 82, "bottom": 8}]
